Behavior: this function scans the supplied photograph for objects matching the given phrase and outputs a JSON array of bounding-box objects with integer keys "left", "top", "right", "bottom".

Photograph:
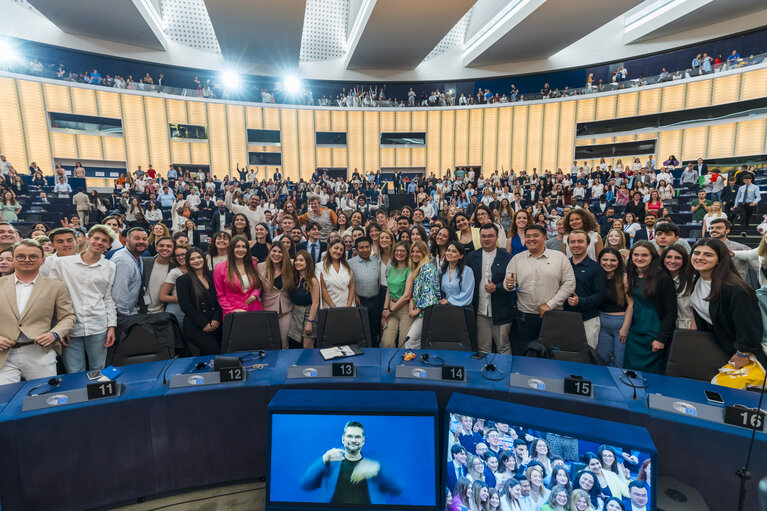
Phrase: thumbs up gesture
[{"left": 567, "top": 292, "right": 579, "bottom": 306}]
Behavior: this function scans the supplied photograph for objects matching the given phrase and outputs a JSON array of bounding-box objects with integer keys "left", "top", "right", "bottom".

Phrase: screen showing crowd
[
  {"left": 445, "top": 413, "right": 653, "bottom": 511},
  {"left": 269, "top": 413, "right": 437, "bottom": 508}
]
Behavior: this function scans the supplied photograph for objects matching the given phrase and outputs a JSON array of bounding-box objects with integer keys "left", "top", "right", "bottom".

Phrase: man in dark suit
[
  {"left": 633, "top": 212, "right": 656, "bottom": 242},
  {"left": 210, "top": 201, "right": 233, "bottom": 233},
  {"left": 466, "top": 224, "right": 516, "bottom": 354},
  {"left": 623, "top": 480, "right": 650, "bottom": 511},
  {"left": 297, "top": 222, "right": 327, "bottom": 264},
  {"left": 694, "top": 157, "right": 708, "bottom": 177},
  {"left": 446, "top": 444, "right": 468, "bottom": 494}
]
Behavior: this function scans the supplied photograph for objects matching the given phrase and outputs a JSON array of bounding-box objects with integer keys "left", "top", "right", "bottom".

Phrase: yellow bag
[{"left": 712, "top": 355, "right": 766, "bottom": 390}]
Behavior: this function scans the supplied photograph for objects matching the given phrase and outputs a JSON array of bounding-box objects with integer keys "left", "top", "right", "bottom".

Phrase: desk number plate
[
  {"left": 87, "top": 381, "right": 118, "bottom": 400},
  {"left": 442, "top": 366, "right": 465, "bottom": 382},
  {"left": 332, "top": 362, "right": 355, "bottom": 377},
  {"left": 563, "top": 377, "right": 593, "bottom": 397},
  {"left": 219, "top": 367, "right": 245, "bottom": 382},
  {"left": 724, "top": 405, "right": 766, "bottom": 430}
]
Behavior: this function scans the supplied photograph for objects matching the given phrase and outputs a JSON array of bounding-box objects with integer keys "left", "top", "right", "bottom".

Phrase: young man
[
  {"left": 0, "top": 239, "right": 76, "bottom": 384},
  {"left": 297, "top": 222, "right": 326, "bottom": 264},
  {"left": 40, "top": 227, "right": 77, "bottom": 276},
  {"left": 652, "top": 222, "right": 691, "bottom": 253},
  {"left": 708, "top": 218, "right": 755, "bottom": 281},
  {"left": 734, "top": 173, "right": 761, "bottom": 235},
  {"left": 690, "top": 190, "right": 711, "bottom": 223},
  {"left": 142, "top": 236, "right": 174, "bottom": 314},
  {"left": 633, "top": 212, "right": 656, "bottom": 242},
  {"left": 298, "top": 195, "right": 337, "bottom": 241},
  {"left": 466, "top": 224, "right": 515, "bottom": 355},
  {"left": 0, "top": 222, "right": 18, "bottom": 252},
  {"left": 564, "top": 230, "right": 606, "bottom": 349},
  {"left": 72, "top": 187, "right": 91, "bottom": 226},
  {"left": 505, "top": 225, "right": 575, "bottom": 351},
  {"left": 49, "top": 225, "right": 117, "bottom": 373}
]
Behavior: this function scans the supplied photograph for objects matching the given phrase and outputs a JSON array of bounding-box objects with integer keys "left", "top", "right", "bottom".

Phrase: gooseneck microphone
[
  {"left": 387, "top": 336, "right": 409, "bottom": 373},
  {"left": 162, "top": 355, "right": 180, "bottom": 385}
]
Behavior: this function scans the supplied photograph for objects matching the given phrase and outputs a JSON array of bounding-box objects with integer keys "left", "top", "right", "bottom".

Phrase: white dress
[{"left": 319, "top": 261, "right": 352, "bottom": 309}]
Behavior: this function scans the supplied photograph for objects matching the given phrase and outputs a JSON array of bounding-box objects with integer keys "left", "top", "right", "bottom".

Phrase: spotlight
[
  {"left": 284, "top": 75, "right": 302, "bottom": 94},
  {"left": 220, "top": 70, "right": 241, "bottom": 91}
]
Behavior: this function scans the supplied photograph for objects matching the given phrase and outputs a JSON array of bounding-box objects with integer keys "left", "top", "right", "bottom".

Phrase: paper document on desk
[{"left": 319, "top": 344, "right": 363, "bottom": 360}]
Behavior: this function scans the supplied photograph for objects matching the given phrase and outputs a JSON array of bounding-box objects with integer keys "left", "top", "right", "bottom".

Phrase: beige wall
[{"left": 0, "top": 67, "right": 765, "bottom": 182}]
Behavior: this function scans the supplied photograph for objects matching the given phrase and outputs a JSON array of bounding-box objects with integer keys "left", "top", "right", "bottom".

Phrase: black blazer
[
  {"left": 176, "top": 273, "right": 222, "bottom": 338},
  {"left": 625, "top": 200, "right": 645, "bottom": 221},
  {"left": 633, "top": 226, "right": 653, "bottom": 242},
  {"left": 297, "top": 240, "right": 327, "bottom": 263},
  {"left": 642, "top": 272, "right": 677, "bottom": 345},
  {"left": 465, "top": 248, "right": 516, "bottom": 325},
  {"left": 692, "top": 283, "right": 764, "bottom": 358},
  {"left": 210, "top": 211, "right": 233, "bottom": 233},
  {"left": 185, "top": 230, "right": 202, "bottom": 248}
]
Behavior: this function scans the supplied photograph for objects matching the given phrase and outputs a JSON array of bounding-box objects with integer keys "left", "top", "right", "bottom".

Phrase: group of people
[
  {"left": 0, "top": 153, "right": 765, "bottom": 385},
  {"left": 446, "top": 414, "right": 652, "bottom": 511}
]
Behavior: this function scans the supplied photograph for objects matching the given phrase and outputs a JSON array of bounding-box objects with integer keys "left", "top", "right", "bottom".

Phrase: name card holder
[{"left": 23, "top": 383, "right": 125, "bottom": 412}]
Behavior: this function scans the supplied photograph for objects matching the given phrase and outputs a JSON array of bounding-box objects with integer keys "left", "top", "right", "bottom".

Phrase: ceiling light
[
  {"left": 283, "top": 75, "right": 302, "bottom": 94},
  {"left": 0, "top": 39, "right": 20, "bottom": 65},
  {"left": 220, "top": 70, "right": 241, "bottom": 91}
]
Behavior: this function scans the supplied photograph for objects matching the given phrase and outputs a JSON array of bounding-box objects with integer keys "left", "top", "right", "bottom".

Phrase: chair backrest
[
  {"left": 665, "top": 329, "right": 730, "bottom": 381},
  {"left": 421, "top": 304, "right": 475, "bottom": 352},
  {"left": 536, "top": 310, "right": 603, "bottom": 364},
  {"left": 221, "top": 311, "right": 282, "bottom": 353},
  {"left": 316, "top": 307, "right": 371, "bottom": 348},
  {"left": 108, "top": 325, "right": 172, "bottom": 366}
]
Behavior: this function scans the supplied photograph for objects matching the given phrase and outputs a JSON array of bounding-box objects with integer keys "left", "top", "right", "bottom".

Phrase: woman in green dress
[
  {"left": 0, "top": 191, "right": 21, "bottom": 222},
  {"left": 624, "top": 241, "right": 677, "bottom": 373}
]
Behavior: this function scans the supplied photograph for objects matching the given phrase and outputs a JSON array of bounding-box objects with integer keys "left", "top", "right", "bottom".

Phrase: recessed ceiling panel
[{"left": 347, "top": 0, "right": 476, "bottom": 69}]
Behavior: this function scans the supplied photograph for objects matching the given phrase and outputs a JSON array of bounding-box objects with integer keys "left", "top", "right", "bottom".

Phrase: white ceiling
[{"left": 3, "top": 0, "right": 766, "bottom": 81}]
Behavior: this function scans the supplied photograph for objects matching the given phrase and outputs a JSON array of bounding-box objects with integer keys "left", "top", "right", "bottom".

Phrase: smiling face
[
  {"left": 579, "top": 473, "right": 594, "bottom": 490},
  {"left": 587, "top": 458, "right": 602, "bottom": 474},
  {"left": 663, "top": 249, "right": 684, "bottom": 275},
  {"left": 341, "top": 425, "right": 365, "bottom": 456},
  {"left": 233, "top": 240, "right": 249, "bottom": 260},
  {"left": 631, "top": 246, "right": 652, "bottom": 271},
  {"left": 691, "top": 244, "right": 718, "bottom": 273},
  {"left": 188, "top": 251, "right": 205, "bottom": 271}
]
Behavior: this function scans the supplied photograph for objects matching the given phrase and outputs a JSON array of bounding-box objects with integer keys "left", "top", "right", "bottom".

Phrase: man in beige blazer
[{"left": 0, "top": 239, "right": 76, "bottom": 384}]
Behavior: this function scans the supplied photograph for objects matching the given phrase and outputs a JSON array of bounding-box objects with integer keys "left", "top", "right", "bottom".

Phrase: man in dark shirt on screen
[{"left": 301, "top": 421, "right": 400, "bottom": 504}]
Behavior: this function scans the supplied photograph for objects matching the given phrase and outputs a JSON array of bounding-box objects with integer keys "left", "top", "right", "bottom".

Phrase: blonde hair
[
  {"left": 408, "top": 241, "right": 430, "bottom": 278},
  {"left": 604, "top": 228, "right": 627, "bottom": 250}
]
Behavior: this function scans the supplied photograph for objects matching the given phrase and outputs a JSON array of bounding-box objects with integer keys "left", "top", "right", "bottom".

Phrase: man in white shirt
[
  {"left": 0, "top": 155, "right": 11, "bottom": 176},
  {"left": 655, "top": 167, "right": 673, "bottom": 187},
  {"left": 53, "top": 177, "right": 72, "bottom": 198},
  {"left": 40, "top": 228, "right": 77, "bottom": 277},
  {"left": 0, "top": 239, "right": 76, "bottom": 384},
  {"left": 505, "top": 225, "right": 575, "bottom": 350},
  {"left": 142, "top": 237, "right": 174, "bottom": 314},
  {"left": 49, "top": 225, "right": 117, "bottom": 373},
  {"left": 224, "top": 185, "right": 265, "bottom": 238}
]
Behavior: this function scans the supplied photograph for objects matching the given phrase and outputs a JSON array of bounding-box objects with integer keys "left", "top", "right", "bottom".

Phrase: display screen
[
  {"left": 445, "top": 413, "right": 654, "bottom": 511},
  {"left": 248, "top": 129, "right": 281, "bottom": 144},
  {"left": 269, "top": 413, "right": 437, "bottom": 508},
  {"left": 380, "top": 132, "right": 426, "bottom": 146},
  {"left": 249, "top": 151, "right": 282, "bottom": 165}
]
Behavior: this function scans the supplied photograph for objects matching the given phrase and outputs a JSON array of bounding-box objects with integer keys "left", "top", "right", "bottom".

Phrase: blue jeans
[
  {"left": 62, "top": 331, "right": 108, "bottom": 374},
  {"left": 597, "top": 312, "right": 626, "bottom": 367}
]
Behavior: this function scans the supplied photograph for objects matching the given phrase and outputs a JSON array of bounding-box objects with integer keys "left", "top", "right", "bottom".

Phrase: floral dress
[{"left": 412, "top": 262, "right": 440, "bottom": 315}]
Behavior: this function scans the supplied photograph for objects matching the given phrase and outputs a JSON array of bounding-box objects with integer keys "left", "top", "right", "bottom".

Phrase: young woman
[
  {"left": 523, "top": 465, "right": 550, "bottom": 511},
  {"left": 213, "top": 235, "right": 263, "bottom": 316},
  {"left": 177, "top": 247, "right": 222, "bottom": 355},
  {"left": 439, "top": 241, "right": 475, "bottom": 307},
  {"left": 624, "top": 241, "right": 677, "bottom": 373},
  {"left": 615, "top": 183, "right": 630, "bottom": 206},
  {"left": 597, "top": 248, "right": 633, "bottom": 367},
  {"left": 657, "top": 179, "right": 674, "bottom": 201},
  {"left": 603, "top": 497, "right": 626, "bottom": 511},
  {"left": 430, "top": 226, "right": 455, "bottom": 267},
  {"left": 598, "top": 445, "right": 629, "bottom": 485},
  {"left": 183, "top": 219, "right": 200, "bottom": 247},
  {"left": 467, "top": 454, "right": 485, "bottom": 483},
  {"left": 562, "top": 208, "right": 603, "bottom": 260},
  {"left": 144, "top": 200, "right": 163, "bottom": 225},
  {"left": 288, "top": 250, "right": 320, "bottom": 349},
  {"left": 452, "top": 212, "right": 479, "bottom": 253},
  {"left": 319, "top": 239, "right": 355, "bottom": 309},
  {"left": 531, "top": 438, "right": 552, "bottom": 476},
  {"left": 498, "top": 199, "right": 515, "bottom": 233},
  {"left": 645, "top": 190, "right": 664, "bottom": 216},
  {"left": 451, "top": 477, "right": 473, "bottom": 511},
  {"left": 250, "top": 222, "right": 272, "bottom": 261},
  {"left": 549, "top": 466, "right": 572, "bottom": 493},
  {"left": 381, "top": 241, "right": 413, "bottom": 348},
  {"left": 573, "top": 470, "right": 602, "bottom": 511},
  {"left": 207, "top": 231, "right": 231, "bottom": 270},
  {"left": 690, "top": 238, "right": 764, "bottom": 365},
  {"left": 159, "top": 243, "right": 188, "bottom": 324},
  {"left": 230, "top": 213, "right": 252, "bottom": 241},
  {"left": 125, "top": 198, "right": 143, "bottom": 223},
  {"left": 1, "top": 191, "right": 21, "bottom": 222},
  {"left": 0, "top": 247, "right": 14, "bottom": 276},
  {"left": 500, "top": 478, "right": 523, "bottom": 511},
  {"left": 541, "top": 485, "right": 569, "bottom": 511},
  {"left": 470, "top": 480, "right": 489, "bottom": 511},
  {"left": 405, "top": 240, "right": 440, "bottom": 349},
  {"left": 146, "top": 223, "right": 171, "bottom": 257},
  {"left": 258, "top": 244, "right": 294, "bottom": 349},
  {"left": 732, "top": 230, "right": 767, "bottom": 288},
  {"left": 486, "top": 488, "right": 502, "bottom": 511},
  {"left": 702, "top": 201, "right": 727, "bottom": 236},
  {"left": 662, "top": 244, "right": 695, "bottom": 329},
  {"left": 366, "top": 222, "right": 382, "bottom": 256},
  {"left": 622, "top": 213, "right": 641, "bottom": 243},
  {"left": 474, "top": 204, "right": 507, "bottom": 247},
  {"left": 335, "top": 211, "right": 349, "bottom": 235},
  {"left": 569, "top": 489, "right": 596, "bottom": 511},
  {"left": 507, "top": 210, "right": 534, "bottom": 256}
]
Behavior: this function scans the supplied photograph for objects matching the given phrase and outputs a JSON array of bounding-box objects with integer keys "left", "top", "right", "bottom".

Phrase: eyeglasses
[{"left": 15, "top": 254, "right": 41, "bottom": 261}]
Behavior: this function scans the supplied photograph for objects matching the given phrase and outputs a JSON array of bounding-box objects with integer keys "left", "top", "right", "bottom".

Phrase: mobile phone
[
  {"left": 704, "top": 390, "right": 724, "bottom": 404},
  {"left": 471, "top": 352, "right": 488, "bottom": 360}
]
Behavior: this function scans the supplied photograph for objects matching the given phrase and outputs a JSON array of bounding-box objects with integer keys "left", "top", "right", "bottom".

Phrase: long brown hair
[
  {"left": 184, "top": 247, "right": 212, "bottom": 309},
  {"left": 692, "top": 238, "right": 753, "bottom": 302},
  {"left": 598, "top": 247, "right": 626, "bottom": 307},
  {"left": 227, "top": 235, "right": 260, "bottom": 291},
  {"left": 264, "top": 243, "right": 294, "bottom": 292},
  {"left": 294, "top": 250, "right": 316, "bottom": 294},
  {"left": 661, "top": 244, "right": 694, "bottom": 296},
  {"left": 323, "top": 239, "right": 352, "bottom": 274},
  {"left": 509, "top": 209, "right": 534, "bottom": 239},
  {"left": 626, "top": 241, "right": 662, "bottom": 299}
]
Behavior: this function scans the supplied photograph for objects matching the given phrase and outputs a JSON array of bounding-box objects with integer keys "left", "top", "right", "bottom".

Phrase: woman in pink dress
[
  {"left": 616, "top": 183, "right": 630, "bottom": 206},
  {"left": 213, "top": 235, "right": 263, "bottom": 316}
]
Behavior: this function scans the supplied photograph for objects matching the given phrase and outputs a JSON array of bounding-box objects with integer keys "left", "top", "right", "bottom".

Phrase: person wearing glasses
[{"left": 0, "top": 239, "right": 76, "bottom": 384}]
